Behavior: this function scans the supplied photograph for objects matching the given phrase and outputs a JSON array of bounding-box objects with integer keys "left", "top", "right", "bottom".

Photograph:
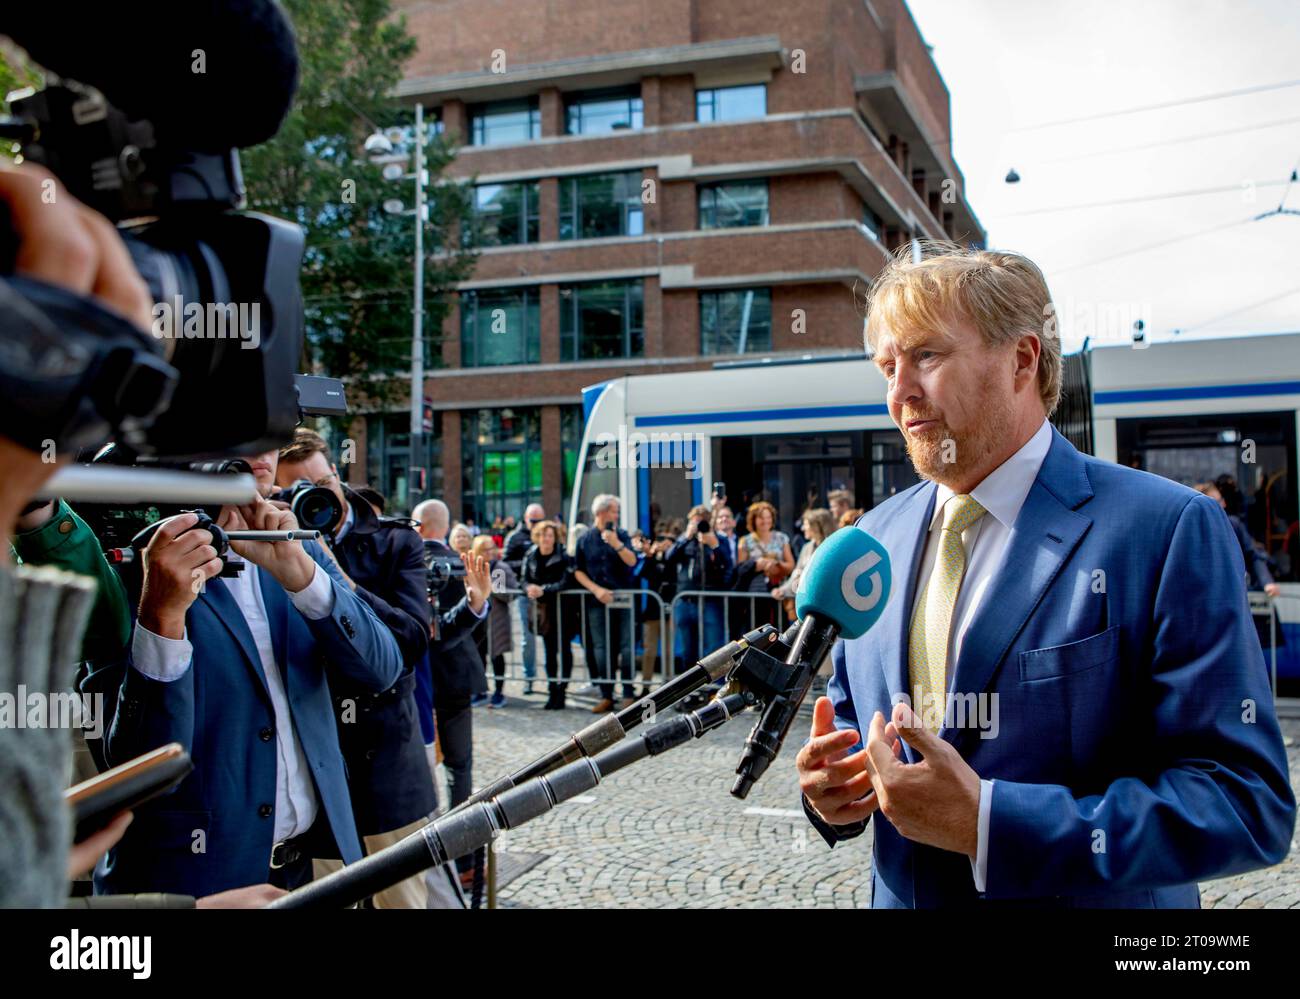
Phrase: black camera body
[
  {"left": 422, "top": 539, "right": 468, "bottom": 596},
  {"left": 0, "top": 81, "right": 304, "bottom": 459}
]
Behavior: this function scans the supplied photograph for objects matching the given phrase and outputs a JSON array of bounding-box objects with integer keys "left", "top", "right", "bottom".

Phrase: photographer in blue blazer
[
  {"left": 83, "top": 449, "right": 403, "bottom": 899},
  {"left": 797, "top": 244, "right": 1296, "bottom": 909}
]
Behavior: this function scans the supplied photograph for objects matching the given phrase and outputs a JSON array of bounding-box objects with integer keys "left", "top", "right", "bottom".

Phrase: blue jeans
[
  {"left": 674, "top": 595, "right": 726, "bottom": 674},
  {"left": 584, "top": 602, "right": 635, "bottom": 702},
  {"left": 516, "top": 597, "right": 536, "bottom": 678}
]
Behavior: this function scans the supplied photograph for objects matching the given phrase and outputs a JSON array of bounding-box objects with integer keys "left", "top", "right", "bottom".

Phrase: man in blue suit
[
  {"left": 798, "top": 244, "right": 1296, "bottom": 908},
  {"left": 84, "top": 450, "right": 405, "bottom": 899}
]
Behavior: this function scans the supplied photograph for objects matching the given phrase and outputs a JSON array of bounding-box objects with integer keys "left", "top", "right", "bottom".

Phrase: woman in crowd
[
  {"left": 521, "top": 521, "right": 577, "bottom": 709},
  {"left": 736, "top": 501, "right": 795, "bottom": 630},
  {"left": 472, "top": 535, "right": 517, "bottom": 708},
  {"left": 772, "top": 507, "right": 835, "bottom": 621}
]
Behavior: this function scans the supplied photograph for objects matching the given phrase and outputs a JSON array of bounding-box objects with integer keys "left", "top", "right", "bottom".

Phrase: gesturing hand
[
  {"left": 796, "top": 697, "right": 877, "bottom": 828},
  {"left": 461, "top": 552, "right": 491, "bottom": 613},
  {"left": 863, "top": 702, "right": 981, "bottom": 858}
]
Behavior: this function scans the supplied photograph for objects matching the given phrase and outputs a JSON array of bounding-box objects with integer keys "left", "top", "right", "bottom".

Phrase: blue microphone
[{"left": 732, "top": 526, "right": 892, "bottom": 797}]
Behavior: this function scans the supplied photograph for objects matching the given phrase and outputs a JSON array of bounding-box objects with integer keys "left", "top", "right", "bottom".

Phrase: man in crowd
[
  {"left": 503, "top": 502, "right": 546, "bottom": 694},
  {"left": 572, "top": 494, "right": 641, "bottom": 712},
  {"left": 276, "top": 428, "right": 434, "bottom": 907},
  {"left": 667, "top": 504, "right": 733, "bottom": 675},
  {"left": 84, "top": 451, "right": 404, "bottom": 897}
]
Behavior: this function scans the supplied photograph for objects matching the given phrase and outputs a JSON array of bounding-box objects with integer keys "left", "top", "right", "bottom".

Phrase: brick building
[{"left": 359, "top": 0, "right": 985, "bottom": 522}]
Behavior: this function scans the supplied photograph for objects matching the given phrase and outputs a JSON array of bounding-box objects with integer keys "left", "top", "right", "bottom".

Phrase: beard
[{"left": 901, "top": 392, "right": 1017, "bottom": 486}]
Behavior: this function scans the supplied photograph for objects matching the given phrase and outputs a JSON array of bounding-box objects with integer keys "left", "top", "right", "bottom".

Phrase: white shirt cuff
[
  {"left": 970, "top": 778, "right": 992, "bottom": 893},
  {"left": 131, "top": 622, "right": 193, "bottom": 682},
  {"left": 288, "top": 562, "right": 334, "bottom": 620},
  {"left": 469, "top": 597, "right": 490, "bottom": 619}
]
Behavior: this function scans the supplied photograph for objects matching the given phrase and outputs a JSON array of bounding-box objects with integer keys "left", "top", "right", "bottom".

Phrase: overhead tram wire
[
  {"left": 1172, "top": 284, "right": 1300, "bottom": 336},
  {"left": 991, "top": 178, "right": 1291, "bottom": 219},
  {"left": 1045, "top": 217, "right": 1255, "bottom": 277},
  {"left": 1037, "top": 114, "right": 1300, "bottom": 164}
]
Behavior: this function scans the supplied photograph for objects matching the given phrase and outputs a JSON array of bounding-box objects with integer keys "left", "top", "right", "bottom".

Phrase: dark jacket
[
  {"left": 425, "top": 538, "right": 488, "bottom": 711},
  {"left": 328, "top": 487, "right": 436, "bottom": 835},
  {"left": 503, "top": 522, "right": 534, "bottom": 571},
  {"left": 1226, "top": 512, "right": 1275, "bottom": 590},
  {"left": 520, "top": 545, "right": 576, "bottom": 636},
  {"left": 666, "top": 533, "right": 734, "bottom": 592}
]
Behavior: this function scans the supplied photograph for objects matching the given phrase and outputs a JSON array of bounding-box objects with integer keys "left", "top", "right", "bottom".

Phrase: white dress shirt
[
  {"left": 909, "top": 416, "right": 1053, "bottom": 893},
  {"left": 132, "top": 557, "right": 336, "bottom": 844}
]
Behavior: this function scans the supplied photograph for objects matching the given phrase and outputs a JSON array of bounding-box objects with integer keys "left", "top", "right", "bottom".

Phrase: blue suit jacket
[
  {"left": 805, "top": 426, "right": 1296, "bottom": 908},
  {"left": 84, "top": 543, "right": 403, "bottom": 898}
]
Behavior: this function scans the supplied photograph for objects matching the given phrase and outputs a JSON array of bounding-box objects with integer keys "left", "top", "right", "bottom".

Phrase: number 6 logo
[{"left": 841, "top": 550, "right": 883, "bottom": 612}]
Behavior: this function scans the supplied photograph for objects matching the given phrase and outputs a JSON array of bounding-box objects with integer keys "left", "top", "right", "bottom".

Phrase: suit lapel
[
  {"left": 257, "top": 564, "right": 292, "bottom": 698},
  {"left": 942, "top": 428, "right": 1095, "bottom": 752},
  {"left": 872, "top": 482, "right": 938, "bottom": 734},
  {"left": 197, "top": 574, "right": 270, "bottom": 699}
]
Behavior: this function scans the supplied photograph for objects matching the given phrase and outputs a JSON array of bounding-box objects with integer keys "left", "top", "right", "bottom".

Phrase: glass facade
[
  {"left": 469, "top": 99, "right": 541, "bottom": 146},
  {"left": 559, "top": 280, "right": 645, "bottom": 361},
  {"left": 468, "top": 181, "right": 539, "bottom": 247},
  {"left": 559, "top": 171, "right": 645, "bottom": 240},
  {"left": 698, "top": 180, "right": 769, "bottom": 229},
  {"left": 461, "top": 407, "right": 544, "bottom": 526},
  {"left": 460, "top": 287, "right": 541, "bottom": 367},
  {"left": 364, "top": 411, "right": 442, "bottom": 517},
  {"left": 699, "top": 287, "right": 772, "bottom": 355},
  {"left": 565, "top": 87, "right": 643, "bottom": 135},
  {"left": 695, "top": 84, "right": 767, "bottom": 122}
]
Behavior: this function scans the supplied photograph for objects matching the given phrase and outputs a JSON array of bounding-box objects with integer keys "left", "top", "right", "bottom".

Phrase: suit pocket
[{"left": 1019, "top": 624, "right": 1120, "bottom": 682}]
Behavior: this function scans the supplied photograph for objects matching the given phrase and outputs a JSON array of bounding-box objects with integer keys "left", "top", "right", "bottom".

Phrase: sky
[{"left": 906, "top": 0, "right": 1300, "bottom": 352}]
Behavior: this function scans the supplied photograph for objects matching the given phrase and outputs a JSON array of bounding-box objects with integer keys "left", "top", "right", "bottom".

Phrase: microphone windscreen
[
  {"left": 795, "top": 527, "right": 891, "bottom": 639},
  {"left": 1, "top": 0, "right": 299, "bottom": 151}
]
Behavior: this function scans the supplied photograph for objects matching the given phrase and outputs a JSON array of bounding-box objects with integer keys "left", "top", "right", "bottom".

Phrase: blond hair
[{"left": 863, "top": 240, "right": 1062, "bottom": 416}]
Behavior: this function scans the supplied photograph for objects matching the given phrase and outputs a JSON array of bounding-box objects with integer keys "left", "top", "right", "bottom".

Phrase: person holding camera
[
  {"left": 276, "top": 428, "right": 437, "bottom": 907},
  {"left": 632, "top": 524, "right": 676, "bottom": 696},
  {"left": 666, "top": 505, "right": 734, "bottom": 676},
  {"left": 572, "top": 494, "right": 641, "bottom": 713},
  {"left": 503, "top": 503, "right": 546, "bottom": 694},
  {"left": 81, "top": 449, "right": 405, "bottom": 898}
]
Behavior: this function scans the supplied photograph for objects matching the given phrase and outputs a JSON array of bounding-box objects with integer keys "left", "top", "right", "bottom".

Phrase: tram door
[{"left": 717, "top": 431, "right": 868, "bottom": 534}]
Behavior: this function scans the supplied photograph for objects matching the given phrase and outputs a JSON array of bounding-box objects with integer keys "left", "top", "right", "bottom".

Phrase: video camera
[{"left": 422, "top": 540, "right": 468, "bottom": 596}]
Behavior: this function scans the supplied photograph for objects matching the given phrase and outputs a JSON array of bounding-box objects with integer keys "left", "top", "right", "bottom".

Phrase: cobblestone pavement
[{"left": 452, "top": 681, "right": 1300, "bottom": 908}]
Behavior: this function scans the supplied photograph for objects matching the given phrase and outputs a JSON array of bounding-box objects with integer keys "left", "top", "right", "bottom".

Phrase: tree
[{"left": 238, "top": 0, "right": 477, "bottom": 403}]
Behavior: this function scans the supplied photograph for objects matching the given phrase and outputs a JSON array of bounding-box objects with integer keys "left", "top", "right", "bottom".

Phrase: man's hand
[
  {"left": 220, "top": 496, "right": 316, "bottom": 593},
  {"left": 1265, "top": 582, "right": 1281, "bottom": 598},
  {"left": 0, "top": 163, "right": 152, "bottom": 330},
  {"left": 699, "top": 530, "right": 718, "bottom": 549},
  {"left": 600, "top": 528, "right": 622, "bottom": 549},
  {"left": 462, "top": 551, "right": 491, "bottom": 613},
  {"left": 525, "top": 583, "right": 544, "bottom": 599},
  {"left": 863, "top": 702, "right": 981, "bottom": 858},
  {"left": 797, "top": 697, "right": 878, "bottom": 827},
  {"left": 196, "top": 884, "right": 287, "bottom": 908},
  {"left": 592, "top": 585, "right": 614, "bottom": 605},
  {"left": 138, "top": 513, "right": 223, "bottom": 639}
]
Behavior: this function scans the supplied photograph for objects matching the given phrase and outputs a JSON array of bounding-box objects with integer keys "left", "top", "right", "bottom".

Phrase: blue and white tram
[{"left": 569, "top": 331, "right": 1300, "bottom": 684}]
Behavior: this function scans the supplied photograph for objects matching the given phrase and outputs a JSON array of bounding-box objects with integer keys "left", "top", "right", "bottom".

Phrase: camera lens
[{"left": 287, "top": 484, "right": 342, "bottom": 533}]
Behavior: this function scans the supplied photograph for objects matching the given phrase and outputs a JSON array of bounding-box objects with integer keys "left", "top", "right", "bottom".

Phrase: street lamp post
[{"left": 366, "top": 104, "right": 430, "bottom": 509}]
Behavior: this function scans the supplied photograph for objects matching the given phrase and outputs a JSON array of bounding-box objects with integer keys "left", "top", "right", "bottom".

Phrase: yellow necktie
[{"left": 908, "top": 494, "right": 987, "bottom": 731}]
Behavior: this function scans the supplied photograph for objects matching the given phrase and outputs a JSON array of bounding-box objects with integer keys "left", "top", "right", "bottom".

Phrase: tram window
[{"left": 575, "top": 447, "right": 618, "bottom": 527}]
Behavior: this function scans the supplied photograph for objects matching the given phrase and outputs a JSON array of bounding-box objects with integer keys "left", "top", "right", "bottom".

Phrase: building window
[
  {"left": 700, "top": 287, "right": 772, "bottom": 355},
  {"left": 559, "top": 172, "right": 644, "bottom": 240},
  {"left": 365, "top": 412, "right": 441, "bottom": 517},
  {"left": 862, "top": 206, "right": 882, "bottom": 241},
  {"left": 695, "top": 84, "right": 767, "bottom": 123},
  {"left": 698, "top": 180, "right": 769, "bottom": 229},
  {"left": 461, "top": 407, "right": 543, "bottom": 527},
  {"left": 565, "top": 87, "right": 643, "bottom": 135},
  {"left": 469, "top": 99, "right": 541, "bottom": 146},
  {"left": 559, "top": 280, "right": 644, "bottom": 360},
  {"left": 467, "top": 181, "right": 539, "bottom": 247},
  {"left": 460, "top": 287, "right": 540, "bottom": 367}
]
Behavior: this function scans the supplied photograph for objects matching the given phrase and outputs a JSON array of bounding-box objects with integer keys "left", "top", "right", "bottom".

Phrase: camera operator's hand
[
  {"left": 138, "top": 513, "right": 223, "bottom": 639},
  {"left": 220, "top": 497, "right": 316, "bottom": 593},
  {"left": 461, "top": 552, "right": 491, "bottom": 614},
  {"left": 699, "top": 529, "right": 718, "bottom": 549},
  {"left": 685, "top": 520, "right": 699, "bottom": 540},
  {"left": 0, "top": 163, "right": 152, "bottom": 330}
]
